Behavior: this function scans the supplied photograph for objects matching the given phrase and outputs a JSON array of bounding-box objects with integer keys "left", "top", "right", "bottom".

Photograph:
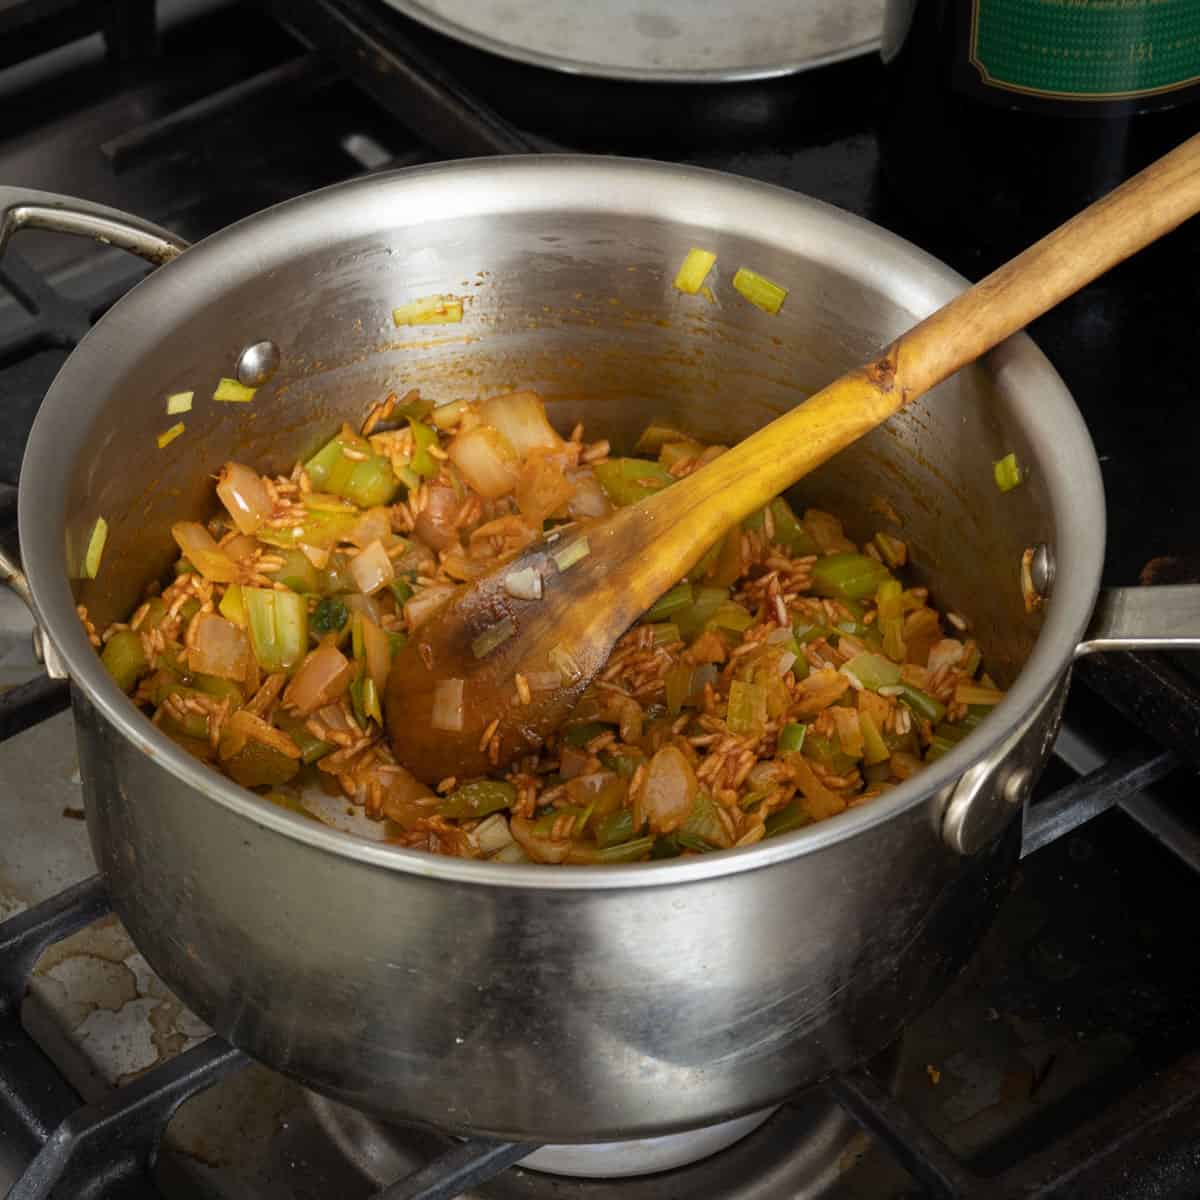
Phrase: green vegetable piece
[
  {"left": 274, "top": 709, "right": 333, "bottom": 765},
  {"left": 664, "top": 663, "right": 695, "bottom": 716},
  {"left": 709, "top": 602, "right": 754, "bottom": 633},
  {"left": 675, "top": 585, "right": 729, "bottom": 641},
  {"left": 312, "top": 596, "right": 349, "bottom": 637},
  {"left": 244, "top": 587, "right": 308, "bottom": 672},
  {"left": 222, "top": 741, "right": 299, "bottom": 789},
  {"left": 765, "top": 801, "right": 812, "bottom": 838},
  {"left": 599, "top": 750, "right": 642, "bottom": 779},
  {"left": 778, "top": 722, "right": 807, "bottom": 753},
  {"left": 897, "top": 684, "right": 947, "bottom": 725},
  {"left": 858, "top": 711, "right": 891, "bottom": 766},
  {"left": 439, "top": 779, "right": 517, "bottom": 821},
  {"left": 101, "top": 630, "right": 148, "bottom": 692},
  {"left": 471, "top": 617, "right": 516, "bottom": 659},
  {"left": 643, "top": 581, "right": 693, "bottom": 623},
  {"left": 174, "top": 558, "right": 197, "bottom": 576},
  {"left": 811, "top": 553, "right": 894, "bottom": 603},
  {"left": 993, "top": 452, "right": 1022, "bottom": 493},
  {"left": 409, "top": 420, "right": 439, "bottom": 480},
  {"left": 841, "top": 652, "right": 902, "bottom": 691},
  {"left": 650, "top": 833, "right": 683, "bottom": 860},
  {"left": 191, "top": 674, "right": 244, "bottom": 704},
  {"left": 802, "top": 732, "right": 857, "bottom": 775},
  {"left": 727, "top": 680, "right": 767, "bottom": 735},
  {"left": 387, "top": 631, "right": 407, "bottom": 658},
  {"left": 349, "top": 674, "right": 383, "bottom": 726},
  {"left": 178, "top": 598, "right": 201, "bottom": 623},
  {"left": 563, "top": 721, "right": 614, "bottom": 748},
  {"left": 593, "top": 457, "right": 675, "bottom": 507},
  {"left": 594, "top": 807, "right": 636, "bottom": 848},
  {"left": 634, "top": 421, "right": 691, "bottom": 455},
  {"left": 343, "top": 455, "right": 398, "bottom": 509},
  {"left": 571, "top": 836, "right": 655, "bottom": 864},
  {"left": 533, "top": 803, "right": 594, "bottom": 839},
  {"left": 681, "top": 789, "right": 725, "bottom": 849},
  {"left": 389, "top": 577, "right": 415, "bottom": 607},
  {"left": 273, "top": 548, "right": 320, "bottom": 595}
]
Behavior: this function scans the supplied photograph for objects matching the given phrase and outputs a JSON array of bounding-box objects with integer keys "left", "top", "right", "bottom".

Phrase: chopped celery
[
  {"left": 897, "top": 684, "right": 947, "bottom": 725},
  {"left": 304, "top": 429, "right": 397, "bottom": 507},
  {"left": 563, "top": 721, "right": 614, "bottom": 748},
  {"left": 677, "top": 831, "right": 715, "bottom": 853},
  {"left": 681, "top": 789, "right": 725, "bottom": 848},
  {"left": 174, "top": 559, "right": 197, "bottom": 576},
  {"left": 213, "top": 378, "right": 256, "bottom": 403},
  {"left": 643, "top": 581, "right": 693, "bottom": 623},
  {"left": 765, "top": 801, "right": 812, "bottom": 838},
  {"left": 408, "top": 420, "right": 439, "bottom": 480},
  {"left": 599, "top": 749, "right": 642, "bottom": 779},
  {"left": 82, "top": 517, "right": 108, "bottom": 579},
  {"left": 272, "top": 548, "right": 320, "bottom": 594},
  {"left": 954, "top": 683, "right": 1005, "bottom": 707},
  {"left": 594, "top": 807, "right": 636, "bottom": 848},
  {"left": 311, "top": 596, "right": 349, "bottom": 637},
  {"left": 533, "top": 803, "right": 594, "bottom": 839},
  {"left": 343, "top": 455, "right": 399, "bottom": 508},
  {"left": 961, "top": 642, "right": 982, "bottom": 677},
  {"left": 219, "top": 584, "right": 247, "bottom": 628},
  {"left": 256, "top": 508, "right": 359, "bottom": 551},
  {"left": 841, "top": 652, "right": 902, "bottom": 691},
  {"left": 703, "top": 528, "right": 743, "bottom": 587},
  {"left": 222, "top": 741, "right": 299, "bottom": 789},
  {"left": 811, "top": 553, "right": 894, "bottom": 602},
  {"left": 243, "top": 587, "right": 308, "bottom": 671},
  {"left": 672, "top": 248, "right": 716, "bottom": 295},
  {"left": 802, "top": 733, "right": 857, "bottom": 775},
  {"left": 439, "top": 779, "right": 516, "bottom": 820},
  {"left": 665, "top": 664, "right": 695, "bottom": 715},
  {"left": 732, "top": 266, "right": 787, "bottom": 315},
  {"left": 744, "top": 497, "right": 818, "bottom": 555},
  {"left": 778, "top": 722, "right": 807, "bottom": 753},
  {"left": 551, "top": 536, "right": 590, "bottom": 572},
  {"left": 192, "top": 674, "right": 244, "bottom": 704},
  {"left": 274, "top": 710, "right": 332, "bottom": 764},
  {"left": 570, "top": 836, "right": 654, "bottom": 864},
  {"left": 593, "top": 458, "right": 675, "bottom": 507},
  {"left": 727, "top": 680, "right": 767, "bottom": 735},
  {"left": 858, "top": 711, "right": 891, "bottom": 765},
  {"left": 646, "top": 623, "right": 680, "bottom": 646},
  {"left": 650, "top": 834, "right": 683, "bottom": 859},
  {"left": 993, "top": 452, "right": 1022, "bottom": 493},
  {"left": 873, "top": 531, "right": 907, "bottom": 568},
  {"left": 101, "top": 630, "right": 147, "bottom": 692},
  {"left": 178, "top": 598, "right": 201, "bottom": 623},
  {"left": 710, "top": 602, "right": 754, "bottom": 633},
  {"left": 739, "top": 791, "right": 766, "bottom": 812},
  {"left": 793, "top": 620, "right": 836, "bottom": 645},
  {"left": 675, "top": 585, "right": 728, "bottom": 641}
]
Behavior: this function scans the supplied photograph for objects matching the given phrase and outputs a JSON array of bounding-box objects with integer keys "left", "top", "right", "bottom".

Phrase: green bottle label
[{"left": 970, "top": 0, "right": 1200, "bottom": 100}]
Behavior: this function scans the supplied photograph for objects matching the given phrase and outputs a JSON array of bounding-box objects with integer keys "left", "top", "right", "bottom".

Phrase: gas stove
[{"left": 2, "top": 3, "right": 1200, "bottom": 1198}]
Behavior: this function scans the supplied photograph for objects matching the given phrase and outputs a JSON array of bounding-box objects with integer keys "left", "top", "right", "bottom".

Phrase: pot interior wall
[{"left": 67, "top": 203, "right": 1050, "bottom": 685}]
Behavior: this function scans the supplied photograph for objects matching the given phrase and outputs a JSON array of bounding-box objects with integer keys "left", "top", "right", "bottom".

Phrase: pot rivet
[
  {"left": 236, "top": 340, "right": 280, "bottom": 387},
  {"left": 1030, "top": 544, "right": 1055, "bottom": 598}
]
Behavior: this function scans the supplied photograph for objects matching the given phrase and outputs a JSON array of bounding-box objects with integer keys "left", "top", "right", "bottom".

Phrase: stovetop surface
[{"left": 2, "top": 3, "right": 1199, "bottom": 1198}]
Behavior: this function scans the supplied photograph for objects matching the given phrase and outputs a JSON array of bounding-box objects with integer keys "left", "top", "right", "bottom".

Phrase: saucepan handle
[
  {"left": 1075, "top": 585, "right": 1200, "bottom": 655},
  {"left": 0, "top": 186, "right": 190, "bottom": 264},
  {"left": 0, "top": 189, "right": 191, "bottom": 680}
]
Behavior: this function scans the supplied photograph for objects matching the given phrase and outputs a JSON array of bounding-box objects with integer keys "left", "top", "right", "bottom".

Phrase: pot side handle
[
  {"left": 0, "top": 189, "right": 191, "bottom": 679},
  {"left": 1075, "top": 585, "right": 1200, "bottom": 656},
  {"left": 0, "top": 186, "right": 190, "bottom": 265}
]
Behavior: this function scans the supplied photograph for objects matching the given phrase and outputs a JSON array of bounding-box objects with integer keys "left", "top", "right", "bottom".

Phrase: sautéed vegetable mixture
[{"left": 85, "top": 389, "right": 1005, "bottom": 864}]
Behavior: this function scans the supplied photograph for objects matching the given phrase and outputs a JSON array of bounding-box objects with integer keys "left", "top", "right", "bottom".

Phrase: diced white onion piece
[
  {"left": 510, "top": 815, "right": 571, "bottom": 864},
  {"left": 187, "top": 612, "right": 250, "bottom": 680},
  {"left": 504, "top": 566, "right": 543, "bottom": 601},
  {"left": 348, "top": 506, "right": 393, "bottom": 549},
  {"left": 299, "top": 542, "right": 330, "bottom": 570},
  {"left": 171, "top": 522, "right": 240, "bottom": 583},
  {"left": 430, "top": 398, "right": 468, "bottom": 429},
  {"left": 478, "top": 391, "right": 562, "bottom": 456},
  {"left": 566, "top": 469, "right": 611, "bottom": 519},
  {"left": 349, "top": 540, "right": 394, "bottom": 595},
  {"left": 216, "top": 462, "right": 274, "bottom": 534},
  {"left": 447, "top": 425, "right": 520, "bottom": 499},
  {"left": 283, "top": 644, "right": 355, "bottom": 715},
  {"left": 474, "top": 813, "right": 515, "bottom": 856},
  {"left": 639, "top": 745, "right": 697, "bottom": 834},
  {"left": 927, "top": 639, "right": 965, "bottom": 675},
  {"left": 431, "top": 678, "right": 464, "bottom": 732},
  {"left": 166, "top": 390, "right": 194, "bottom": 414},
  {"left": 405, "top": 584, "right": 454, "bottom": 630},
  {"left": 776, "top": 651, "right": 798, "bottom": 676},
  {"left": 492, "top": 842, "right": 530, "bottom": 864},
  {"left": 82, "top": 517, "right": 108, "bottom": 579}
]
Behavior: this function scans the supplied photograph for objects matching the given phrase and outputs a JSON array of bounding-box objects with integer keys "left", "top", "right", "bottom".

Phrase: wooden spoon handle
[{"left": 626, "top": 130, "right": 1200, "bottom": 602}]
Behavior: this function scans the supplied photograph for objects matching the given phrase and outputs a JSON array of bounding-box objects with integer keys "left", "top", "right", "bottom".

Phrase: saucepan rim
[{"left": 18, "top": 155, "right": 1104, "bottom": 890}]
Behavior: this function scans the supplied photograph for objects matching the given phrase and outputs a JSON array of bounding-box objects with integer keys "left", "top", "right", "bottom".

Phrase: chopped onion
[
  {"left": 216, "top": 462, "right": 274, "bottom": 534},
  {"left": 166, "top": 390, "right": 193, "bottom": 414},
  {"left": 360, "top": 616, "right": 392, "bottom": 693},
  {"left": 474, "top": 812, "right": 515, "bottom": 856},
  {"left": 219, "top": 709, "right": 301, "bottom": 761},
  {"left": 348, "top": 506, "right": 393, "bottom": 549},
  {"left": 431, "top": 678, "right": 464, "bottom": 732},
  {"left": 171, "top": 522, "right": 239, "bottom": 583},
  {"left": 504, "top": 566, "right": 543, "bottom": 601},
  {"left": 213, "top": 378, "right": 256, "bottom": 403},
  {"left": 392, "top": 294, "right": 463, "bottom": 326},
  {"left": 283, "top": 644, "right": 355, "bottom": 715},
  {"left": 548, "top": 643, "right": 581, "bottom": 683},
  {"left": 430, "top": 398, "right": 469, "bottom": 429},
  {"left": 479, "top": 391, "right": 562, "bottom": 456},
  {"left": 515, "top": 452, "right": 573, "bottom": 523},
  {"left": 299, "top": 542, "right": 330, "bottom": 569},
  {"left": 156, "top": 422, "right": 185, "bottom": 449},
  {"left": 448, "top": 425, "right": 520, "bottom": 499},
  {"left": 187, "top": 612, "right": 251, "bottom": 680},
  {"left": 471, "top": 617, "right": 516, "bottom": 659},
  {"left": 566, "top": 469, "right": 611, "bottom": 519},
  {"left": 349, "top": 540, "right": 394, "bottom": 595},
  {"left": 776, "top": 651, "right": 798, "bottom": 676},
  {"left": 551, "top": 536, "right": 590, "bottom": 572},
  {"left": 344, "top": 592, "right": 382, "bottom": 624},
  {"left": 82, "top": 517, "right": 108, "bottom": 579},
  {"left": 380, "top": 765, "right": 437, "bottom": 831},
  {"left": 638, "top": 745, "right": 697, "bottom": 835},
  {"left": 413, "top": 484, "right": 461, "bottom": 552},
  {"left": 405, "top": 584, "right": 454, "bottom": 629},
  {"left": 510, "top": 815, "right": 571, "bottom": 864},
  {"left": 927, "top": 639, "right": 965, "bottom": 675}
]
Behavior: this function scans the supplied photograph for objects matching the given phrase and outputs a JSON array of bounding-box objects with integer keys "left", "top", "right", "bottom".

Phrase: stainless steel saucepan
[{"left": 2, "top": 159, "right": 1197, "bottom": 1142}]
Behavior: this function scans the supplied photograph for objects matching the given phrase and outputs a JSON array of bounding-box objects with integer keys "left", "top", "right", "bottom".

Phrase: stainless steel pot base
[{"left": 308, "top": 1088, "right": 870, "bottom": 1194}]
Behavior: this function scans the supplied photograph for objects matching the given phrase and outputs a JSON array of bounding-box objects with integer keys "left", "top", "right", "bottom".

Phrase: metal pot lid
[{"left": 377, "top": 0, "right": 886, "bottom": 83}]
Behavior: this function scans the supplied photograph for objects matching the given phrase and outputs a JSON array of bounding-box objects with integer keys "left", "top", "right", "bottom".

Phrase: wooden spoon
[{"left": 386, "top": 133, "right": 1200, "bottom": 786}]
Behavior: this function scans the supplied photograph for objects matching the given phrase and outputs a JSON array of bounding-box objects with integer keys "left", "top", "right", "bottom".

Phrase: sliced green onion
[
  {"left": 993, "top": 452, "right": 1022, "bottom": 493},
  {"left": 635, "top": 421, "right": 691, "bottom": 455},
  {"left": 551, "top": 536, "right": 590, "bottom": 573},
  {"left": 82, "top": 517, "right": 108, "bottom": 579},
  {"left": 392, "top": 295, "right": 463, "bottom": 326},
  {"left": 471, "top": 616, "right": 516, "bottom": 659},
  {"left": 644, "top": 582, "right": 693, "bottom": 623},
  {"left": 156, "top": 422, "right": 185, "bottom": 448},
  {"left": 165, "top": 390, "right": 193, "bottom": 415},
  {"left": 897, "top": 684, "right": 947, "bottom": 725},
  {"left": 811, "top": 553, "right": 894, "bottom": 603},
  {"left": 733, "top": 266, "right": 787, "bottom": 315},
  {"left": 672, "top": 248, "right": 716, "bottom": 295},
  {"left": 778, "top": 722, "right": 807, "bottom": 753},
  {"left": 213, "top": 377, "right": 256, "bottom": 403}
]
